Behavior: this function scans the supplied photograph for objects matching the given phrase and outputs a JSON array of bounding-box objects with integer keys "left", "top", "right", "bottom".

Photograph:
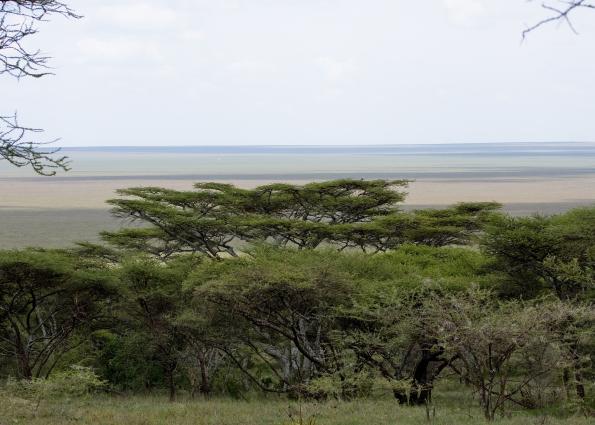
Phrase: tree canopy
[
  {"left": 482, "top": 208, "right": 595, "bottom": 299},
  {"left": 0, "top": 249, "right": 114, "bottom": 379},
  {"left": 105, "top": 179, "right": 501, "bottom": 258},
  {"left": 1, "top": 198, "right": 593, "bottom": 417}
]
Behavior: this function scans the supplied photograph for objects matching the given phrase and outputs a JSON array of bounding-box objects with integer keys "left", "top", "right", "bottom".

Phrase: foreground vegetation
[
  {"left": 2, "top": 394, "right": 594, "bottom": 425},
  {"left": 1, "top": 180, "right": 593, "bottom": 423}
]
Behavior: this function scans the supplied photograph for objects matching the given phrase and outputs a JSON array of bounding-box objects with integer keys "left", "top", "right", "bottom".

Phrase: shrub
[{"left": 2, "top": 365, "right": 106, "bottom": 413}]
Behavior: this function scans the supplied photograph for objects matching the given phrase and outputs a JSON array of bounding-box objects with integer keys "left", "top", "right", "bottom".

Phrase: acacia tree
[
  {"left": 482, "top": 207, "right": 595, "bottom": 401},
  {"left": 335, "top": 202, "right": 501, "bottom": 253},
  {"left": 0, "top": 250, "right": 113, "bottom": 379},
  {"left": 187, "top": 245, "right": 491, "bottom": 402},
  {"left": 342, "top": 289, "right": 452, "bottom": 405},
  {"left": 335, "top": 245, "right": 493, "bottom": 405},
  {"left": 482, "top": 207, "right": 595, "bottom": 300},
  {"left": 117, "top": 259, "right": 185, "bottom": 401},
  {"left": 428, "top": 289, "right": 594, "bottom": 420},
  {"left": 192, "top": 248, "right": 355, "bottom": 396},
  {"left": 105, "top": 180, "right": 499, "bottom": 258},
  {"left": 0, "top": 0, "right": 77, "bottom": 174},
  {"left": 106, "top": 184, "right": 253, "bottom": 259}
]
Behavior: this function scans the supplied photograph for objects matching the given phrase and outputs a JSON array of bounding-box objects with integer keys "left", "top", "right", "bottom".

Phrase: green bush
[{"left": 4, "top": 366, "right": 106, "bottom": 402}]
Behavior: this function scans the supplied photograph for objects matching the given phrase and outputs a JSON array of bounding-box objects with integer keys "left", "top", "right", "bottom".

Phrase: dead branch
[{"left": 523, "top": 0, "right": 595, "bottom": 39}]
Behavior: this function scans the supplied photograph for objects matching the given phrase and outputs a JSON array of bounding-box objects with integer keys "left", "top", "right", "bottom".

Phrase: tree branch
[
  {"left": 0, "top": 113, "right": 70, "bottom": 175},
  {"left": 523, "top": 0, "right": 595, "bottom": 39}
]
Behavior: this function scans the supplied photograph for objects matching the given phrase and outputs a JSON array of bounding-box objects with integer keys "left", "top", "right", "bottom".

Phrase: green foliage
[
  {"left": 104, "top": 180, "right": 499, "bottom": 257},
  {"left": 341, "top": 243, "right": 491, "bottom": 292},
  {"left": 114, "top": 256, "right": 201, "bottom": 400},
  {"left": 2, "top": 365, "right": 106, "bottom": 416},
  {"left": 341, "top": 202, "right": 501, "bottom": 252},
  {"left": 427, "top": 289, "right": 595, "bottom": 420},
  {"left": 1, "top": 181, "right": 593, "bottom": 421},
  {"left": 189, "top": 247, "right": 356, "bottom": 394},
  {"left": 0, "top": 249, "right": 116, "bottom": 379},
  {"left": 92, "top": 331, "right": 165, "bottom": 392},
  {"left": 307, "top": 370, "right": 377, "bottom": 400},
  {"left": 185, "top": 245, "right": 489, "bottom": 401},
  {"left": 482, "top": 207, "right": 595, "bottom": 299}
]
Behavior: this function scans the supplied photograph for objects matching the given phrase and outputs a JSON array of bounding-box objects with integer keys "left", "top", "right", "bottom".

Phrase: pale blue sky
[{"left": 2, "top": 0, "right": 595, "bottom": 146}]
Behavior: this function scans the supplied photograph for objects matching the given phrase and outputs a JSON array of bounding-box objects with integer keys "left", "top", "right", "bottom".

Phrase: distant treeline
[{"left": 1, "top": 180, "right": 593, "bottom": 421}]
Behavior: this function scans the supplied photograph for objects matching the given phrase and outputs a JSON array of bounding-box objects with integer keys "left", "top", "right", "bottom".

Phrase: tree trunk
[
  {"left": 392, "top": 347, "right": 442, "bottom": 405},
  {"left": 574, "top": 370, "right": 586, "bottom": 400},
  {"left": 392, "top": 388, "right": 409, "bottom": 404},
  {"left": 563, "top": 368, "right": 571, "bottom": 399},
  {"left": 410, "top": 355, "right": 433, "bottom": 404},
  {"left": 16, "top": 347, "right": 33, "bottom": 380},
  {"left": 198, "top": 351, "right": 211, "bottom": 397},
  {"left": 570, "top": 343, "right": 586, "bottom": 400},
  {"left": 167, "top": 366, "right": 176, "bottom": 402}
]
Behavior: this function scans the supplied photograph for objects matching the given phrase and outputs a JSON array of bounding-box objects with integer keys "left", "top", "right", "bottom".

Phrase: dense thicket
[{"left": 1, "top": 180, "right": 593, "bottom": 420}]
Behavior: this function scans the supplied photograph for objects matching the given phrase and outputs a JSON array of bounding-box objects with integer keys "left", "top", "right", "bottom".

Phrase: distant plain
[{"left": 1, "top": 143, "right": 594, "bottom": 248}]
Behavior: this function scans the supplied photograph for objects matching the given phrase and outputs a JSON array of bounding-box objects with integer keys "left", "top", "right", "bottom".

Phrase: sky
[{"left": 2, "top": 0, "right": 595, "bottom": 146}]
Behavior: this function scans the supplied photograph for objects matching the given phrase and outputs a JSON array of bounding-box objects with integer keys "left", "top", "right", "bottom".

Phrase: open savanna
[
  {"left": 2, "top": 144, "right": 595, "bottom": 248},
  {"left": 2, "top": 177, "right": 595, "bottom": 248}
]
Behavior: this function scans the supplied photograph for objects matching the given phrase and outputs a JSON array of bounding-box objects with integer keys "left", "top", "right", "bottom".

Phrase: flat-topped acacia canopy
[{"left": 105, "top": 179, "right": 501, "bottom": 259}]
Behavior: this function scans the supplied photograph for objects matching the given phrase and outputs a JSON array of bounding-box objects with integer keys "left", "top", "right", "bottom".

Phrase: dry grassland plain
[{"left": 1, "top": 144, "right": 594, "bottom": 248}]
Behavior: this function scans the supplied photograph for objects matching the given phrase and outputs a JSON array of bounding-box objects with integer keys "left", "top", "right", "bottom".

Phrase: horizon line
[{"left": 58, "top": 141, "right": 595, "bottom": 149}]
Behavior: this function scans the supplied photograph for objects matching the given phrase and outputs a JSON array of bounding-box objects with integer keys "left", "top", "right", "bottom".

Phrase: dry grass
[{"left": 0, "top": 395, "right": 591, "bottom": 425}]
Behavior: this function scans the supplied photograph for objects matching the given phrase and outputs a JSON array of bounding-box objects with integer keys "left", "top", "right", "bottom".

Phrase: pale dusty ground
[
  {"left": 1, "top": 176, "right": 595, "bottom": 209},
  {"left": 1, "top": 176, "right": 593, "bottom": 248}
]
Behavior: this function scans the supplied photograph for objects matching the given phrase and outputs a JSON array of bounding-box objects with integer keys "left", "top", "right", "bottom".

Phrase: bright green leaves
[{"left": 106, "top": 179, "right": 500, "bottom": 259}]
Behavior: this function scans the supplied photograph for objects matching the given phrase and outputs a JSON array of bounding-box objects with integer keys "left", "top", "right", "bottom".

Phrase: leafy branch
[{"left": 0, "top": 113, "right": 70, "bottom": 175}]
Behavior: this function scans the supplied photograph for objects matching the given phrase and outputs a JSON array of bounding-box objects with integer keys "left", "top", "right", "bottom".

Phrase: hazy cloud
[
  {"left": 317, "top": 57, "right": 357, "bottom": 83},
  {"left": 96, "top": 2, "right": 181, "bottom": 31},
  {"left": 443, "top": 0, "right": 488, "bottom": 24},
  {"left": 3, "top": 0, "right": 595, "bottom": 146},
  {"left": 77, "top": 37, "right": 165, "bottom": 63}
]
